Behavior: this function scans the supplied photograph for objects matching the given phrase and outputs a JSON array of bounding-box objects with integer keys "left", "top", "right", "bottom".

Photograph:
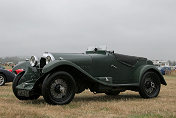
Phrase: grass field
[{"left": 0, "top": 76, "right": 176, "bottom": 118}]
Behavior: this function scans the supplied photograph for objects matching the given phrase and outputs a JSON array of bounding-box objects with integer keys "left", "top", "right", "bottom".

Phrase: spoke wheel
[
  {"left": 50, "top": 79, "right": 68, "bottom": 100},
  {"left": 0, "top": 74, "right": 6, "bottom": 86},
  {"left": 139, "top": 71, "right": 161, "bottom": 98},
  {"left": 42, "top": 71, "right": 76, "bottom": 105}
]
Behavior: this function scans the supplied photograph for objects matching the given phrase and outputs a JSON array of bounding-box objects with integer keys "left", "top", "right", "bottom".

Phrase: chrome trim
[
  {"left": 30, "top": 56, "right": 38, "bottom": 67},
  {"left": 111, "top": 65, "right": 117, "bottom": 69},
  {"left": 43, "top": 52, "right": 55, "bottom": 64}
]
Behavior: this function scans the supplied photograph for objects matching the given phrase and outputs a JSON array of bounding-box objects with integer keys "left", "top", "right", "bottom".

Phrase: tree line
[
  {"left": 168, "top": 60, "right": 176, "bottom": 66},
  {"left": 0, "top": 57, "right": 27, "bottom": 65}
]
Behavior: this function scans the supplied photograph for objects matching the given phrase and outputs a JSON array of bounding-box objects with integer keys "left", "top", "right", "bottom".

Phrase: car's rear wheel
[
  {"left": 0, "top": 74, "right": 6, "bottom": 86},
  {"left": 105, "top": 91, "right": 120, "bottom": 96},
  {"left": 42, "top": 71, "right": 76, "bottom": 105},
  {"left": 12, "top": 71, "right": 40, "bottom": 100},
  {"left": 139, "top": 71, "right": 161, "bottom": 98}
]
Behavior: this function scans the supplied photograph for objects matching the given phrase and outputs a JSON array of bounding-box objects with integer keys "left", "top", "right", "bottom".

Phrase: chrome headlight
[
  {"left": 30, "top": 56, "right": 38, "bottom": 67},
  {"left": 43, "top": 52, "right": 55, "bottom": 64},
  {"left": 46, "top": 56, "right": 52, "bottom": 64}
]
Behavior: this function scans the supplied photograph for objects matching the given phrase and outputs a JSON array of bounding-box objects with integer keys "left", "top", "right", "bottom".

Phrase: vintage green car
[{"left": 12, "top": 47, "right": 167, "bottom": 105}]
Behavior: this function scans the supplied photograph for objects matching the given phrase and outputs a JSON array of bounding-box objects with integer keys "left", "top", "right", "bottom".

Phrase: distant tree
[
  {"left": 0, "top": 57, "right": 26, "bottom": 65},
  {"left": 173, "top": 61, "right": 176, "bottom": 66}
]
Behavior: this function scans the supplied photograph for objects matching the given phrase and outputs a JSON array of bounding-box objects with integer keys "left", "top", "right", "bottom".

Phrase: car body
[
  {"left": 0, "top": 68, "right": 15, "bottom": 86},
  {"left": 158, "top": 66, "right": 171, "bottom": 75},
  {"left": 8, "top": 69, "right": 23, "bottom": 75},
  {"left": 12, "top": 47, "right": 167, "bottom": 105}
]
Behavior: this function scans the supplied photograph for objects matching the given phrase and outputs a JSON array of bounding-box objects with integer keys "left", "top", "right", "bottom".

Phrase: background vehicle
[
  {"left": 0, "top": 65, "right": 5, "bottom": 69},
  {"left": 12, "top": 47, "right": 167, "bottom": 105},
  {"left": 158, "top": 66, "right": 171, "bottom": 75},
  {"left": 0, "top": 68, "right": 15, "bottom": 86},
  {"left": 8, "top": 69, "right": 23, "bottom": 75}
]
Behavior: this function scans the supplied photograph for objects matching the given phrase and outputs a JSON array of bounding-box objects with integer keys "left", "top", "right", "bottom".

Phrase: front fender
[
  {"left": 13, "top": 61, "right": 41, "bottom": 87},
  {"left": 12, "top": 61, "right": 30, "bottom": 72},
  {"left": 134, "top": 65, "right": 167, "bottom": 85},
  {"left": 42, "top": 60, "right": 92, "bottom": 76},
  {"left": 42, "top": 60, "right": 101, "bottom": 84}
]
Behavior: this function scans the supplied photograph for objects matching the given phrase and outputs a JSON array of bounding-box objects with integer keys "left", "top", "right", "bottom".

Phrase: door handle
[{"left": 111, "top": 65, "right": 117, "bottom": 69}]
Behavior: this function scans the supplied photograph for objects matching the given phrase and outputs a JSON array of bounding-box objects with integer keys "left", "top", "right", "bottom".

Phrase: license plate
[{"left": 17, "top": 90, "right": 29, "bottom": 97}]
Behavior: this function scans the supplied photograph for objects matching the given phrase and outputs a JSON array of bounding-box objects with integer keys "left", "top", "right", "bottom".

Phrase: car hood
[{"left": 50, "top": 53, "right": 92, "bottom": 66}]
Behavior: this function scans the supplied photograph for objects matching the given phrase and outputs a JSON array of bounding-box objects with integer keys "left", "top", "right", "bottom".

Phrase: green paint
[{"left": 13, "top": 50, "right": 166, "bottom": 96}]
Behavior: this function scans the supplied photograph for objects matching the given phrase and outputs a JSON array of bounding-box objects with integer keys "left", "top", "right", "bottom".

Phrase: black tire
[
  {"left": 0, "top": 74, "right": 6, "bottom": 86},
  {"left": 139, "top": 71, "right": 161, "bottom": 98},
  {"left": 105, "top": 91, "right": 120, "bottom": 96},
  {"left": 42, "top": 71, "right": 76, "bottom": 105},
  {"left": 12, "top": 71, "right": 40, "bottom": 100}
]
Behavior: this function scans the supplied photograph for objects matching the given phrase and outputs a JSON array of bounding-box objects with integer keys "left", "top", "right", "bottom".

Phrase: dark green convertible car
[{"left": 12, "top": 47, "right": 167, "bottom": 105}]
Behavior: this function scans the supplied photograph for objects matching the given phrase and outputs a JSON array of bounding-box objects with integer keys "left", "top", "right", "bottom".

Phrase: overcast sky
[{"left": 0, "top": 0, "right": 176, "bottom": 60}]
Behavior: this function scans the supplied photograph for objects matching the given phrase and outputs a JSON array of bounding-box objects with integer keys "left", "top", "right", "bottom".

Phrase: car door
[
  {"left": 89, "top": 52, "right": 135, "bottom": 84},
  {"left": 89, "top": 52, "right": 128, "bottom": 84},
  {"left": 88, "top": 53, "right": 114, "bottom": 83},
  {"left": 107, "top": 54, "right": 136, "bottom": 84}
]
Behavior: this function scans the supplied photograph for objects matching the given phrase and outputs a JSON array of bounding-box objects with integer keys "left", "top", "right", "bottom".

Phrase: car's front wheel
[
  {"left": 42, "top": 71, "right": 76, "bottom": 105},
  {"left": 139, "top": 71, "right": 161, "bottom": 98},
  {"left": 0, "top": 74, "right": 6, "bottom": 86},
  {"left": 12, "top": 71, "right": 40, "bottom": 100}
]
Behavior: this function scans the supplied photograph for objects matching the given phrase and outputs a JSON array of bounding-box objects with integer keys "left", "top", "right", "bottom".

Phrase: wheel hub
[
  {"left": 145, "top": 81, "right": 151, "bottom": 88},
  {"left": 144, "top": 78, "right": 156, "bottom": 94},
  {"left": 151, "top": 82, "right": 155, "bottom": 88},
  {"left": 50, "top": 79, "right": 67, "bottom": 99},
  {"left": 54, "top": 84, "right": 65, "bottom": 94}
]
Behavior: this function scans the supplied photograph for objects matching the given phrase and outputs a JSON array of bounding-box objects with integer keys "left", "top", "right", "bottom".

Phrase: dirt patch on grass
[{"left": 0, "top": 76, "right": 175, "bottom": 118}]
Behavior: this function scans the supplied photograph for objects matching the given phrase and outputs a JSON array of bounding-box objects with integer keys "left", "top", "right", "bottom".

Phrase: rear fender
[{"left": 134, "top": 65, "right": 167, "bottom": 86}]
